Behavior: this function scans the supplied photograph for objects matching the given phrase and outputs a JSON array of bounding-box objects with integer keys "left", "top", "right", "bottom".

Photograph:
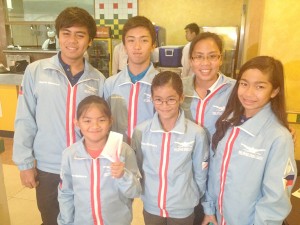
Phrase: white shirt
[
  {"left": 112, "top": 42, "right": 128, "bottom": 75},
  {"left": 181, "top": 42, "right": 193, "bottom": 77}
]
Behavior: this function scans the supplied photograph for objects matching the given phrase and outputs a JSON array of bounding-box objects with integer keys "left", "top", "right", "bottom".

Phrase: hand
[
  {"left": 201, "top": 214, "right": 218, "bottom": 225},
  {"left": 20, "top": 168, "right": 39, "bottom": 188},
  {"left": 289, "top": 127, "right": 296, "bottom": 144},
  {"left": 110, "top": 162, "right": 125, "bottom": 179}
]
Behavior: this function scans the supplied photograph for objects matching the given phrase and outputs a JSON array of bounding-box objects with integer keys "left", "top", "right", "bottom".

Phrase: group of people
[{"left": 12, "top": 6, "right": 296, "bottom": 225}]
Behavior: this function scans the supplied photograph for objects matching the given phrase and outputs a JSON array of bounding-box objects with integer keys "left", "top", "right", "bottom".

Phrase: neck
[
  {"left": 84, "top": 138, "right": 107, "bottom": 151},
  {"left": 128, "top": 60, "right": 150, "bottom": 76},
  {"left": 159, "top": 114, "right": 179, "bottom": 132}
]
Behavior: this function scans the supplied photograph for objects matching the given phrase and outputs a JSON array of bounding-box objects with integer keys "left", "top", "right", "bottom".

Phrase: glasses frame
[
  {"left": 152, "top": 98, "right": 178, "bottom": 105},
  {"left": 191, "top": 54, "right": 221, "bottom": 63}
]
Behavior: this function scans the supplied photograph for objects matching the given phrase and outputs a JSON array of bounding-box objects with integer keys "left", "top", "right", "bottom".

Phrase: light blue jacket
[
  {"left": 181, "top": 73, "right": 236, "bottom": 142},
  {"left": 58, "top": 138, "right": 141, "bottom": 225},
  {"left": 103, "top": 64, "right": 158, "bottom": 143},
  {"left": 13, "top": 54, "right": 106, "bottom": 174},
  {"left": 132, "top": 109, "right": 209, "bottom": 218},
  {"left": 203, "top": 103, "right": 297, "bottom": 225}
]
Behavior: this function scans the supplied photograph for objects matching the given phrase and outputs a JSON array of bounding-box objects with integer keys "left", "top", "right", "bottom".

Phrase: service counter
[
  {"left": 0, "top": 73, "right": 23, "bottom": 85},
  {"left": 3, "top": 48, "right": 58, "bottom": 67}
]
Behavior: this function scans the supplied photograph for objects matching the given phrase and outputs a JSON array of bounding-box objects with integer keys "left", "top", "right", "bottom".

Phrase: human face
[
  {"left": 190, "top": 38, "right": 222, "bottom": 84},
  {"left": 152, "top": 84, "right": 184, "bottom": 128},
  {"left": 185, "top": 29, "right": 195, "bottom": 42},
  {"left": 124, "top": 27, "right": 155, "bottom": 68},
  {"left": 59, "top": 26, "right": 92, "bottom": 64},
  {"left": 238, "top": 69, "right": 279, "bottom": 118},
  {"left": 75, "top": 105, "right": 112, "bottom": 149}
]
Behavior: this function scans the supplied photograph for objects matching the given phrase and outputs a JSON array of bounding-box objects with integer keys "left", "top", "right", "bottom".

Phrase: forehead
[
  {"left": 193, "top": 38, "right": 220, "bottom": 52},
  {"left": 241, "top": 69, "right": 271, "bottom": 82},
  {"left": 60, "top": 26, "right": 89, "bottom": 33},
  {"left": 125, "top": 26, "right": 151, "bottom": 38}
]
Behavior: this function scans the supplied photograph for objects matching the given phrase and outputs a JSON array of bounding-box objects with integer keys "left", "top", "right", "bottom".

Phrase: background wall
[
  {"left": 253, "top": 0, "right": 300, "bottom": 159},
  {"left": 139, "top": 0, "right": 243, "bottom": 45}
]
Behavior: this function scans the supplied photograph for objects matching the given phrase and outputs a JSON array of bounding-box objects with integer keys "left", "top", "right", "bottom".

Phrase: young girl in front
[
  {"left": 202, "top": 56, "right": 297, "bottom": 225},
  {"left": 131, "top": 71, "right": 209, "bottom": 225},
  {"left": 57, "top": 95, "right": 141, "bottom": 225}
]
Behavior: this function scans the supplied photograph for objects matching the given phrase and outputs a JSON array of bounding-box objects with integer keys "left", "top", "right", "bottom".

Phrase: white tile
[
  {"left": 8, "top": 197, "right": 42, "bottom": 225},
  {"left": 131, "top": 198, "right": 144, "bottom": 225},
  {"left": 2, "top": 164, "right": 24, "bottom": 197}
]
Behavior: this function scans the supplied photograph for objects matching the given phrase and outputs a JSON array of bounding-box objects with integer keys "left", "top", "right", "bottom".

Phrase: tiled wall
[{"left": 95, "top": 0, "right": 138, "bottom": 39}]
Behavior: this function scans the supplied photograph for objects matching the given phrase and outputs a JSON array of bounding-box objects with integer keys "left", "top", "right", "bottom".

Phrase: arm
[
  {"left": 254, "top": 134, "right": 297, "bottom": 224},
  {"left": 13, "top": 67, "right": 38, "bottom": 185},
  {"left": 115, "top": 143, "right": 142, "bottom": 198},
  {"left": 57, "top": 150, "right": 75, "bottom": 225},
  {"left": 193, "top": 128, "right": 210, "bottom": 199},
  {"left": 112, "top": 44, "right": 120, "bottom": 75},
  {"left": 181, "top": 44, "right": 190, "bottom": 77}
]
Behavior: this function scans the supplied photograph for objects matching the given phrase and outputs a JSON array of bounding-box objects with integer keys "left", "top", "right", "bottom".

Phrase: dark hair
[
  {"left": 55, "top": 7, "right": 96, "bottom": 41},
  {"left": 77, "top": 95, "right": 111, "bottom": 120},
  {"left": 185, "top": 23, "right": 200, "bottom": 35},
  {"left": 151, "top": 71, "right": 183, "bottom": 96},
  {"left": 122, "top": 16, "right": 156, "bottom": 45},
  {"left": 211, "top": 56, "right": 288, "bottom": 150},
  {"left": 189, "top": 32, "right": 223, "bottom": 59}
]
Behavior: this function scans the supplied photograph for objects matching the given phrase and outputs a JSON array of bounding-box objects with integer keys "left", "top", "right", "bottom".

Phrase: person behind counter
[
  {"left": 12, "top": 6, "right": 105, "bottom": 225},
  {"left": 42, "top": 30, "right": 60, "bottom": 50},
  {"left": 104, "top": 15, "right": 159, "bottom": 144},
  {"left": 181, "top": 23, "right": 199, "bottom": 77},
  {"left": 202, "top": 56, "right": 297, "bottom": 225}
]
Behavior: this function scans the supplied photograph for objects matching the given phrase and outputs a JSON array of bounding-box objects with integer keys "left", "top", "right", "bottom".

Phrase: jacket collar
[{"left": 150, "top": 108, "right": 186, "bottom": 134}]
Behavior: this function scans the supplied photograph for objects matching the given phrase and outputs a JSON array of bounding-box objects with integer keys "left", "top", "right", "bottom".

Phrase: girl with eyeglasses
[
  {"left": 181, "top": 31, "right": 236, "bottom": 224},
  {"left": 131, "top": 71, "right": 209, "bottom": 225}
]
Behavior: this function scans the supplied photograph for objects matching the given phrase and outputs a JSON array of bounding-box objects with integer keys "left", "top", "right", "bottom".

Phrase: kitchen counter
[
  {"left": 3, "top": 48, "right": 58, "bottom": 54},
  {"left": 0, "top": 73, "right": 23, "bottom": 85}
]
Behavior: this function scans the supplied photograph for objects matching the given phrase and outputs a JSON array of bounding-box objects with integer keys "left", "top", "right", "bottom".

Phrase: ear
[
  {"left": 179, "top": 94, "right": 185, "bottom": 104},
  {"left": 88, "top": 39, "right": 93, "bottom": 47},
  {"left": 74, "top": 119, "right": 79, "bottom": 128},
  {"left": 271, "top": 87, "right": 280, "bottom": 98}
]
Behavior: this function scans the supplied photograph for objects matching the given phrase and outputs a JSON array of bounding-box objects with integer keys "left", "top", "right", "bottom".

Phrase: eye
[
  {"left": 208, "top": 54, "right": 218, "bottom": 60},
  {"left": 239, "top": 81, "right": 247, "bottom": 87},
  {"left": 256, "top": 85, "right": 265, "bottom": 90}
]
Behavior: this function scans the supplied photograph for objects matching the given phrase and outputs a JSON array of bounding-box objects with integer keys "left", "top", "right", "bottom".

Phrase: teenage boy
[
  {"left": 104, "top": 16, "right": 158, "bottom": 144},
  {"left": 13, "top": 7, "right": 105, "bottom": 225}
]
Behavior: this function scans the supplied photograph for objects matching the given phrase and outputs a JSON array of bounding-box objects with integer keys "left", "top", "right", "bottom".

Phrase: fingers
[
  {"left": 110, "top": 162, "right": 125, "bottom": 178},
  {"left": 20, "top": 168, "right": 39, "bottom": 188}
]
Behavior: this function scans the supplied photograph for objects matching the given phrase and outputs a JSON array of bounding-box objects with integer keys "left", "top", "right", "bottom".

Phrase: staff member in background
[
  {"left": 181, "top": 23, "right": 199, "bottom": 77},
  {"left": 42, "top": 30, "right": 60, "bottom": 50},
  {"left": 112, "top": 42, "right": 128, "bottom": 75},
  {"left": 13, "top": 7, "right": 105, "bottom": 225}
]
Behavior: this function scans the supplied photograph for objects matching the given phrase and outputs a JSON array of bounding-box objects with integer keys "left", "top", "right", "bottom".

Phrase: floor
[{"left": 0, "top": 137, "right": 145, "bottom": 225}]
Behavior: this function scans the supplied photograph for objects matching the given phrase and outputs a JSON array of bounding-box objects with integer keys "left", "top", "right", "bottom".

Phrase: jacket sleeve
[
  {"left": 12, "top": 67, "right": 37, "bottom": 170},
  {"left": 117, "top": 143, "right": 142, "bottom": 198},
  {"left": 193, "top": 127, "right": 210, "bottom": 199},
  {"left": 254, "top": 133, "right": 297, "bottom": 224},
  {"left": 57, "top": 150, "right": 75, "bottom": 225}
]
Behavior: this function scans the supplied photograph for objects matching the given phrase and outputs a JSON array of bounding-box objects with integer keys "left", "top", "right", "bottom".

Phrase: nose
[
  {"left": 134, "top": 40, "right": 141, "bottom": 49},
  {"left": 201, "top": 56, "right": 211, "bottom": 65},
  {"left": 244, "top": 85, "right": 255, "bottom": 96}
]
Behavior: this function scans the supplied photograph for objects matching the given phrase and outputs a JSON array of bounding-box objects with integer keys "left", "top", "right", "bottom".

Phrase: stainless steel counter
[
  {"left": 3, "top": 48, "right": 58, "bottom": 54},
  {"left": 0, "top": 73, "right": 23, "bottom": 85}
]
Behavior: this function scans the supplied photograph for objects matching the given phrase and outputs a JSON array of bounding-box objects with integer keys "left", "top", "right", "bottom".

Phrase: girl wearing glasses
[
  {"left": 181, "top": 32, "right": 236, "bottom": 224},
  {"left": 202, "top": 56, "right": 296, "bottom": 225},
  {"left": 131, "top": 71, "right": 209, "bottom": 225}
]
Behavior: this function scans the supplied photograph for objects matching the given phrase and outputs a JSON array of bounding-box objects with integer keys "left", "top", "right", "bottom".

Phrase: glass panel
[{"left": 7, "top": 0, "right": 94, "bottom": 22}]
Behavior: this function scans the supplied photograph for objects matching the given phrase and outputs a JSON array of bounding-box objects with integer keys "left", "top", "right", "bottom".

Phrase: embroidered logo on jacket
[
  {"left": 283, "top": 158, "right": 295, "bottom": 189},
  {"left": 212, "top": 105, "right": 225, "bottom": 115},
  {"left": 84, "top": 84, "right": 98, "bottom": 94},
  {"left": 143, "top": 93, "right": 152, "bottom": 103},
  {"left": 238, "top": 143, "right": 265, "bottom": 160},
  {"left": 174, "top": 141, "right": 194, "bottom": 152}
]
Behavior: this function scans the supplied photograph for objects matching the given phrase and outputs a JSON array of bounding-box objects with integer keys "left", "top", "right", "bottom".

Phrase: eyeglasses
[
  {"left": 152, "top": 98, "right": 178, "bottom": 105},
  {"left": 191, "top": 54, "right": 221, "bottom": 63}
]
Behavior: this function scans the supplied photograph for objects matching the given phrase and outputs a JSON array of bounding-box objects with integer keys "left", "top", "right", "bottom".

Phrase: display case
[{"left": 87, "top": 38, "right": 112, "bottom": 78}]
